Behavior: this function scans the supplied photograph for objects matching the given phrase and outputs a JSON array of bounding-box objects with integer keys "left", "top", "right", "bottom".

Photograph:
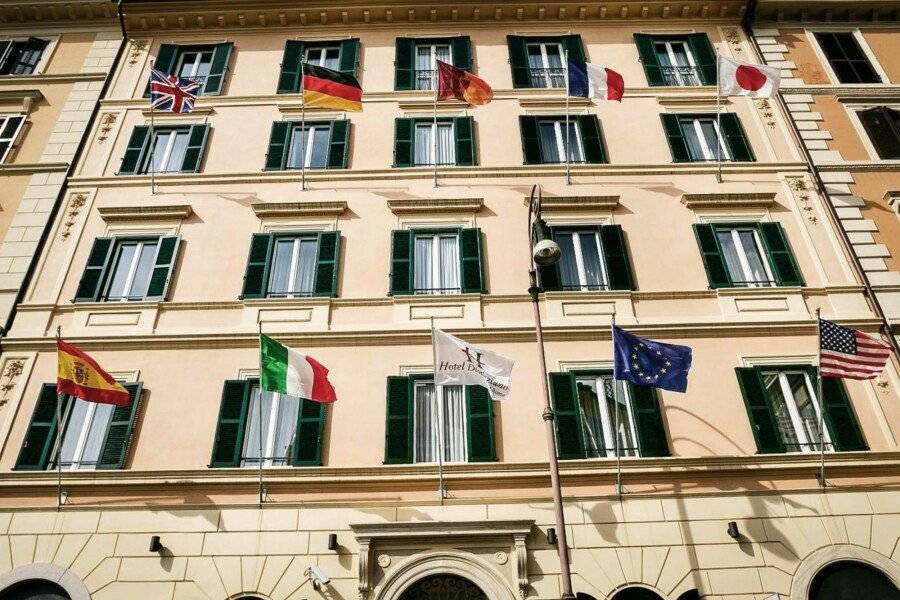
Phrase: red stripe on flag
[
  {"left": 605, "top": 67, "right": 625, "bottom": 101},
  {"left": 303, "top": 76, "right": 362, "bottom": 102},
  {"left": 305, "top": 355, "right": 337, "bottom": 404}
]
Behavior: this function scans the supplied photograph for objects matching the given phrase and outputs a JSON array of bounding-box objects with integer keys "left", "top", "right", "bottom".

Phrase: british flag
[{"left": 149, "top": 69, "right": 200, "bottom": 113}]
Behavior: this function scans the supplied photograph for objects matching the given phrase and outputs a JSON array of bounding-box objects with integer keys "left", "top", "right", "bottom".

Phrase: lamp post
[{"left": 527, "top": 184, "right": 576, "bottom": 600}]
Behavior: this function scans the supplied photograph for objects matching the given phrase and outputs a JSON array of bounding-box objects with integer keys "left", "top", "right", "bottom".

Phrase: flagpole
[
  {"left": 300, "top": 93, "right": 307, "bottom": 192},
  {"left": 258, "top": 322, "right": 265, "bottom": 504},
  {"left": 430, "top": 317, "right": 446, "bottom": 502},
  {"left": 816, "top": 308, "right": 826, "bottom": 489},
  {"left": 55, "top": 326, "right": 64, "bottom": 509},
  {"left": 432, "top": 67, "right": 439, "bottom": 188},
  {"left": 611, "top": 313, "right": 623, "bottom": 495},
  {"left": 149, "top": 60, "right": 156, "bottom": 195},
  {"left": 715, "top": 54, "right": 723, "bottom": 184},
  {"left": 563, "top": 49, "right": 571, "bottom": 186}
]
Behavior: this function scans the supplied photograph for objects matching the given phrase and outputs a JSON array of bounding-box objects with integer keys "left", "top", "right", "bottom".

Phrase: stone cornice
[
  {"left": 781, "top": 85, "right": 900, "bottom": 97},
  {"left": 539, "top": 195, "right": 620, "bottom": 212},
  {"left": 251, "top": 200, "right": 348, "bottom": 217},
  {"left": 350, "top": 520, "right": 534, "bottom": 539},
  {"left": 681, "top": 192, "right": 778, "bottom": 209},
  {"left": 755, "top": 1, "right": 900, "bottom": 24},
  {"left": 814, "top": 160, "right": 900, "bottom": 172},
  {"left": 0, "top": 1, "right": 116, "bottom": 27},
  {"left": 0, "top": 73, "right": 106, "bottom": 85},
  {"left": 0, "top": 161, "right": 68, "bottom": 175},
  {"left": 387, "top": 197, "right": 484, "bottom": 215},
  {"left": 140, "top": 107, "right": 215, "bottom": 119},
  {"left": 0, "top": 89, "right": 43, "bottom": 113},
  {"left": 97, "top": 204, "right": 194, "bottom": 222}
]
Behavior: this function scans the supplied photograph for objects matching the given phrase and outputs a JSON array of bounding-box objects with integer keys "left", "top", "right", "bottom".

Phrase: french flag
[{"left": 567, "top": 59, "right": 624, "bottom": 102}]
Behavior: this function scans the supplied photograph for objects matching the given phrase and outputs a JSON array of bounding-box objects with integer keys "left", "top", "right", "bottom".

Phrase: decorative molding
[
  {"left": 251, "top": 200, "right": 348, "bottom": 218},
  {"left": 127, "top": 39, "right": 149, "bottom": 65},
  {"left": 277, "top": 105, "right": 343, "bottom": 119},
  {"left": 96, "top": 112, "right": 117, "bottom": 144},
  {"left": 0, "top": 73, "right": 106, "bottom": 84},
  {"left": 0, "top": 162, "right": 69, "bottom": 175},
  {"left": 387, "top": 197, "right": 483, "bottom": 215},
  {"left": 0, "top": 89, "right": 42, "bottom": 113},
  {"left": 657, "top": 94, "right": 725, "bottom": 107},
  {"left": 140, "top": 107, "right": 215, "bottom": 119},
  {"left": 97, "top": 204, "right": 194, "bottom": 222},
  {"left": 60, "top": 193, "right": 88, "bottom": 240},
  {"left": 788, "top": 176, "right": 819, "bottom": 224},
  {"left": 755, "top": 98, "right": 777, "bottom": 129},
  {"left": 814, "top": 160, "right": 900, "bottom": 172},
  {"left": 518, "top": 96, "right": 592, "bottom": 109},
  {"left": 0, "top": 359, "right": 24, "bottom": 406},
  {"left": 680, "top": 192, "right": 777, "bottom": 209},
  {"left": 398, "top": 98, "right": 470, "bottom": 111},
  {"left": 782, "top": 84, "right": 900, "bottom": 97},
  {"left": 884, "top": 191, "right": 900, "bottom": 217},
  {"left": 539, "top": 195, "right": 620, "bottom": 212}
]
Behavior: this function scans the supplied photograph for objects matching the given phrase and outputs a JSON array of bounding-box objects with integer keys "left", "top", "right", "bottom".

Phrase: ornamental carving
[
  {"left": 722, "top": 27, "right": 743, "bottom": 56},
  {"left": 60, "top": 193, "right": 87, "bottom": 240},
  {"left": 96, "top": 112, "right": 117, "bottom": 144},
  {"left": 128, "top": 39, "right": 149, "bottom": 65},
  {"left": 788, "top": 176, "right": 818, "bottom": 225},
  {"left": 755, "top": 99, "right": 777, "bottom": 130},
  {"left": 0, "top": 359, "right": 25, "bottom": 406}
]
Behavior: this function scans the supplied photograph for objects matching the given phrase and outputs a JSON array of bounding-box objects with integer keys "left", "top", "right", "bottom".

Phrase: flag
[
  {"left": 718, "top": 55, "right": 781, "bottom": 98},
  {"left": 260, "top": 333, "right": 337, "bottom": 403},
  {"left": 437, "top": 60, "right": 493, "bottom": 105},
  {"left": 819, "top": 319, "right": 892, "bottom": 380},
  {"left": 149, "top": 69, "right": 200, "bottom": 113},
  {"left": 567, "top": 59, "right": 624, "bottom": 101},
  {"left": 302, "top": 63, "right": 362, "bottom": 111},
  {"left": 433, "top": 328, "right": 513, "bottom": 400},
  {"left": 613, "top": 326, "right": 693, "bottom": 392},
  {"left": 57, "top": 339, "right": 130, "bottom": 406}
]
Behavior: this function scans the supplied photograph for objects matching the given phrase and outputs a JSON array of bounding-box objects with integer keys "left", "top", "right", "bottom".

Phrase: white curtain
[
  {"left": 414, "top": 124, "right": 431, "bottom": 165},
  {"left": 436, "top": 123, "right": 454, "bottom": 165},
  {"left": 438, "top": 236, "right": 460, "bottom": 294},
  {"left": 271, "top": 394, "right": 300, "bottom": 465},
  {"left": 576, "top": 380, "right": 605, "bottom": 458},
  {"left": 414, "top": 236, "right": 433, "bottom": 292},
  {"left": 414, "top": 383, "right": 466, "bottom": 463},
  {"left": 242, "top": 388, "right": 300, "bottom": 467},
  {"left": 414, "top": 383, "right": 438, "bottom": 462},
  {"left": 294, "top": 239, "right": 318, "bottom": 294},
  {"left": 442, "top": 385, "right": 466, "bottom": 462}
]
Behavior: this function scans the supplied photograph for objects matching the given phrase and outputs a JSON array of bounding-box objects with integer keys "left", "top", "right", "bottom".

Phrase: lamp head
[{"left": 531, "top": 218, "right": 561, "bottom": 266}]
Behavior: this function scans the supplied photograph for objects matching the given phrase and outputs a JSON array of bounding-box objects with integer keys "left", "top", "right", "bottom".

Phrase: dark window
[
  {"left": 264, "top": 120, "right": 350, "bottom": 171},
  {"left": 393, "top": 117, "right": 476, "bottom": 168},
  {"left": 693, "top": 222, "right": 803, "bottom": 288},
  {"left": 634, "top": 33, "right": 716, "bottom": 86},
  {"left": 74, "top": 236, "right": 180, "bottom": 303},
  {"left": 810, "top": 561, "right": 900, "bottom": 600},
  {"left": 0, "top": 37, "right": 49, "bottom": 75},
  {"left": 0, "top": 114, "right": 25, "bottom": 163},
  {"left": 519, "top": 115, "right": 607, "bottom": 165},
  {"left": 610, "top": 587, "right": 664, "bottom": 600},
  {"left": 277, "top": 39, "right": 359, "bottom": 94},
  {"left": 152, "top": 43, "right": 233, "bottom": 95},
  {"left": 538, "top": 225, "right": 634, "bottom": 292},
  {"left": 815, "top": 32, "right": 881, "bottom": 84},
  {"left": 858, "top": 107, "right": 900, "bottom": 159},
  {"left": 396, "top": 37, "right": 471, "bottom": 91},
  {"left": 507, "top": 35, "right": 584, "bottom": 89},
  {"left": 240, "top": 232, "right": 340, "bottom": 299},
  {"left": 118, "top": 124, "right": 210, "bottom": 175},
  {"left": 389, "top": 228, "right": 484, "bottom": 296}
]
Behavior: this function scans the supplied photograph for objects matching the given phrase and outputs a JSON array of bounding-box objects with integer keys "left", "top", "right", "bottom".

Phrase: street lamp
[{"left": 526, "top": 184, "right": 575, "bottom": 600}]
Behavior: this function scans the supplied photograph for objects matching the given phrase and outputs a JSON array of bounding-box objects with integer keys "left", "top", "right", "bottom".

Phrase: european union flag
[{"left": 613, "top": 326, "right": 693, "bottom": 392}]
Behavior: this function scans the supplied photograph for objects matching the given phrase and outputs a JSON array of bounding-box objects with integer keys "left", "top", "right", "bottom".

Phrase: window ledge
[
  {"left": 387, "top": 197, "right": 483, "bottom": 215},
  {"left": 140, "top": 107, "right": 215, "bottom": 120},
  {"left": 657, "top": 94, "right": 727, "bottom": 107},
  {"left": 251, "top": 200, "right": 348, "bottom": 218},
  {"left": 539, "top": 195, "right": 619, "bottom": 212},
  {"left": 681, "top": 192, "right": 777, "bottom": 210},
  {"left": 0, "top": 89, "right": 42, "bottom": 112},
  {"left": 518, "top": 96, "right": 592, "bottom": 109},
  {"left": 98, "top": 204, "right": 193, "bottom": 222},
  {"left": 398, "top": 98, "right": 469, "bottom": 111}
]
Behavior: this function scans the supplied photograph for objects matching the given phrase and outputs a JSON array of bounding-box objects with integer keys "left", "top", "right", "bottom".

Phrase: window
[
  {"left": 653, "top": 40, "right": 701, "bottom": 86},
  {"left": 0, "top": 38, "right": 48, "bottom": 75},
  {"left": 305, "top": 46, "right": 340, "bottom": 70},
  {"left": 814, "top": 32, "right": 881, "bottom": 84},
  {"left": 576, "top": 375, "right": 639, "bottom": 457},
  {"left": 152, "top": 43, "right": 233, "bottom": 95},
  {"left": 393, "top": 117, "right": 475, "bottom": 168},
  {"left": 14, "top": 383, "right": 141, "bottom": 471},
  {"left": 240, "top": 232, "right": 340, "bottom": 299},
  {"left": 507, "top": 35, "right": 585, "bottom": 89},
  {"left": 0, "top": 114, "right": 25, "bottom": 163},
  {"left": 858, "top": 107, "right": 900, "bottom": 159},
  {"left": 540, "top": 225, "right": 634, "bottom": 292},
  {"left": 415, "top": 43, "right": 451, "bottom": 90},
  {"left": 384, "top": 376, "right": 495, "bottom": 464},
  {"left": 414, "top": 121, "right": 455, "bottom": 166},
  {"left": 527, "top": 42, "right": 565, "bottom": 88},
  {"left": 118, "top": 124, "right": 210, "bottom": 175},
  {"left": 520, "top": 115, "right": 607, "bottom": 165},
  {"left": 736, "top": 367, "right": 866, "bottom": 454},
  {"left": 175, "top": 47, "right": 213, "bottom": 85},
  {"left": 264, "top": 120, "right": 350, "bottom": 170},
  {"left": 145, "top": 128, "right": 190, "bottom": 173},
  {"left": 277, "top": 40, "right": 360, "bottom": 94},
  {"left": 413, "top": 381, "right": 467, "bottom": 463},
  {"left": 661, "top": 113, "right": 754, "bottom": 163},
  {"left": 634, "top": 34, "right": 716, "bottom": 87},
  {"left": 74, "top": 236, "right": 181, "bottom": 303},
  {"left": 211, "top": 379, "right": 326, "bottom": 468},
  {"left": 389, "top": 228, "right": 484, "bottom": 296},
  {"left": 693, "top": 222, "right": 803, "bottom": 288}
]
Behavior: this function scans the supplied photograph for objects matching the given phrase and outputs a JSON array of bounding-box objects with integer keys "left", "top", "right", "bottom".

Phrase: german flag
[
  {"left": 57, "top": 339, "right": 130, "bottom": 406},
  {"left": 302, "top": 63, "right": 362, "bottom": 111}
]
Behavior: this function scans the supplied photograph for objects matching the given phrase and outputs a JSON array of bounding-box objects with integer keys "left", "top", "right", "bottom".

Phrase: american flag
[
  {"left": 819, "top": 318, "right": 892, "bottom": 379},
  {"left": 149, "top": 69, "right": 200, "bottom": 113}
]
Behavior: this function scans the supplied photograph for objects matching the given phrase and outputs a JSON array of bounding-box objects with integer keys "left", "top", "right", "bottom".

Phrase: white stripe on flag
[{"left": 285, "top": 347, "right": 314, "bottom": 398}]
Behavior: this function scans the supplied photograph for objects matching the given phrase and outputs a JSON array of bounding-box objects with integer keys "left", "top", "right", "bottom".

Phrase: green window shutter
[
  {"left": 390, "top": 229, "right": 413, "bottom": 295},
  {"left": 264, "top": 121, "right": 292, "bottom": 171},
  {"left": 454, "top": 117, "right": 475, "bottom": 166},
  {"left": 600, "top": 225, "right": 635, "bottom": 290},
  {"left": 819, "top": 373, "right": 867, "bottom": 452},
  {"left": 629, "top": 384, "right": 669, "bottom": 457},
  {"left": 719, "top": 113, "right": 755, "bottom": 162},
  {"left": 327, "top": 120, "right": 351, "bottom": 169},
  {"left": 155, "top": 44, "right": 179, "bottom": 74},
  {"left": 451, "top": 36, "right": 472, "bottom": 72},
  {"left": 97, "top": 383, "right": 142, "bottom": 470},
  {"left": 507, "top": 36, "right": 531, "bottom": 88},
  {"left": 277, "top": 40, "right": 305, "bottom": 94},
  {"left": 393, "top": 118, "right": 414, "bottom": 167},
  {"left": 757, "top": 223, "right": 804, "bottom": 287},
  {"left": 293, "top": 399, "right": 327, "bottom": 466},
  {"left": 241, "top": 233, "right": 274, "bottom": 300},
  {"left": 459, "top": 228, "right": 485, "bottom": 294},
  {"left": 313, "top": 231, "right": 340, "bottom": 297},
  {"left": 661, "top": 114, "right": 691, "bottom": 162},
  {"left": 693, "top": 224, "right": 731, "bottom": 288},
  {"left": 119, "top": 126, "right": 150, "bottom": 175},
  {"left": 519, "top": 116, "right": 542, "bottom": 164},
  {"left": 735, "top": 368, "right": 785, "bottom": 454},
  {"left": 395, "top": 38, "right": 415, "bottom": 91},
  {"left": 633, "top": 34, "right": 664, "bottom": 86},
  {"left": 338, "top": 39, "right": 360, "bottom": 76},
  {"left": 202, "top": 42, "right": 233, "bottom": 95},
  {"left": 549, "top": 372, "right": 586, "bottom": 460},
  {"left": 577, "top": 115, "right": 607, "bottom": 164},
  {"left": 466, "top": 385, "right": 496, "bottom": 462},
  {"left": 562, "top": 35, "right": 586, "bottom": 63},
  {"left": 384, "top": 376, "right": 413, "bottom": 464},
  {"left": 74, "top": 237, "right": 115, "bottom": 302},
  {"left": 210, "top": 380, "right": 251, "bottom": 467},
  {"left": 145, "top": 236, "right": 180, "bottom": 300},
  {"left": 687, "top": 34, "right": 716, "bottom": 85},
  {"left": 180, "top": 124, "right": 210, "bottom": 173},
  {"left": 14, "top": 384, "right": 64, "bottom": 471}
]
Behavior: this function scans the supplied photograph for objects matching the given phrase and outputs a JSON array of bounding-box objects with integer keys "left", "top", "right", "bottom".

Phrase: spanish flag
[
  {"left": 57, "top": 339, "right": 130, "bottom": 406},
  {"left": 302, "top": 63, "right": 362, "bottom": 111}
]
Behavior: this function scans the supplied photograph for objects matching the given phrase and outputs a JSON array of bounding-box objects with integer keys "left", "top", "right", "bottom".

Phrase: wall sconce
[
  {"left": 546, "top": 527, "right": 557, "bottom": 545},
  {"left": 727, "top": 521, "right": 740, "bottom": 539},
  {"left": 149, "top": 535, "right": 163, "bottom": 552},
  {"left": 327, "top": 533, "right": 338, "bottom": 551}
]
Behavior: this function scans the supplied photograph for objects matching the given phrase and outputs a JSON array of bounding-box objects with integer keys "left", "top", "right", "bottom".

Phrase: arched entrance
[
  {"left": 0, "top": 579, "right": 71, "bottom": 600},
  {"left": 398, "top": 575, "right": 487, "bottom": 600},
  {"left": 609, "top": 587, "right": 664, "bottom": 600},
  {"left": 810, "top": 561, "right": 900, "bottom": 600}
]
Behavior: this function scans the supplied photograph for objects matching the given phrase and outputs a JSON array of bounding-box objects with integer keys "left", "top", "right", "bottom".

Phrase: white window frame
[
  {"left": 576, "top": 374, "right": 640, "bottom": 458},
  {"left": 104, "top": 238, "right": 159, "bottom": 301},
  {"left": 526, "top": 42, "right": 565, "bottom": 88},
  {"left": 304, "top": 46, "right": 341, "bottom": 69},
  {"left": 0, "top": 36, "right": 56, "bottom": 76},
  {"left": 144, "top": 128, "right": 190, "bottom": 174},
  {"left": 267, "top": 235, "right": 319, "bottom": 297},
  {"left": 413, "top": 231, "right": 460, "bottom": 294},
  {"left": 845, "top": 103, "right": 900, "bottom": 161},
  {"left": 0, "top": 113, "right": 25, "bottom": 163},
  {"left": 414, "top": 43, "right": 452, "bottom": 91},
  {"left": 52, "top": 399, "right": 113, "bottom": 471},
  {"left": 286, "top": 124, "right": 331, "bottom": 169},
  {"left": 175, "top": 48, "right": 214, "bottom": 80},
  {"left": 763, "top": 370, "right": 833, "bottom": 453},
  {"left": 414, "top": 121, "right": 455, "bottom": 166},
  {"left": 558, "top": 229, "right": 609, "bottom": 291},
  {"left": 412, "top": 380, "right": 468, "bottom": 464},
  {"left": 241, "top": 385, "right": 298, "bottom": 468},
  {"left": 653, "top": 39, "right": 700, "bottom": 86},
  {"left": 716, "top": 226, "right": 776, "bottom": 288},
  {"left": 805, "top": 28, "right": 890, "bottom": 86},
  {"left": 680, "top": 116, "right": 730, "bottom": 161},
  {"left": 539, "top": 119, "right": 585, "bottom": 163}
]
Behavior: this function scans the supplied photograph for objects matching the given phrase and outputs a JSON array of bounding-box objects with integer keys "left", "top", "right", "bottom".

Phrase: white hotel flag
[
  {"left": 718, "top": 55, "right": 781, "bottom": 98},
  {"left": 433, "top": 328, "right": 514, "bottom": 400}
]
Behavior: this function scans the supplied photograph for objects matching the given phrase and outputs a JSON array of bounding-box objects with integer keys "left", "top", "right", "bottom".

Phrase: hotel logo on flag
[{"left": 433, "top": 328, "right": 513, "bottom": 400}]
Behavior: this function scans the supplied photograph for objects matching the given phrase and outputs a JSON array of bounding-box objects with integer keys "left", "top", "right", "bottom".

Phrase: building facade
[
  {"left": 0, "top": 1, "right": 121, "bottom": 334},
  {"left": 0, "top": 1, "right": 897, "bottom": 599}
]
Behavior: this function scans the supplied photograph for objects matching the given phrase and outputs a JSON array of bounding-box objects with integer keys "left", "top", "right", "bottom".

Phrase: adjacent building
[{"left": 0, "top": 1, "right": 897, "bottom": 599}]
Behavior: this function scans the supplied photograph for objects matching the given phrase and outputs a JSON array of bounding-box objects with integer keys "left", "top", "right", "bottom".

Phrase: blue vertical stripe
[{"left": 567, "top": 59, "right": 589, "bottom": 97}]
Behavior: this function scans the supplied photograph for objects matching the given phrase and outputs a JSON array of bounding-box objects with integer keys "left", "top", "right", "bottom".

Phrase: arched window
[
  {"left": 810, "top": 561, "right": 900, "bottom": 599},
  {"left": 610, "top": 587, "right": 664, "bottom": 600},
  {"left": 1, "top": 579, "right": 71, "bottom": 600},
  {"left": 676, "top": 591, "right": 701, "bottom": 600},
  {"left": 576, "top": 594, "right": 599, "bottom": 600},
  {"left": 398, "top": 574, "right": 487, "bottom": 600}
]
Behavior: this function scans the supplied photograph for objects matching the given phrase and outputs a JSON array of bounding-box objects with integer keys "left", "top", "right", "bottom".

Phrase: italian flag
[{"left": 259, "top": 333, "right": 337, "bottom": 403}]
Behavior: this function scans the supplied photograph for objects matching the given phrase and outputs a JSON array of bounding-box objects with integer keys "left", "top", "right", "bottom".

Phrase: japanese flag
[{"left": 718, "top": 55, "right": 781, "bottom": 98}]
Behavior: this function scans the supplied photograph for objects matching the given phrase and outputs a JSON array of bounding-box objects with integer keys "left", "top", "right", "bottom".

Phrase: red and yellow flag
[
  {"left": 437, "top": 60, "right": 493, "bottom": 106},
  {"left": 57, "top": 339, "right": 130, "bottom": 406}
]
